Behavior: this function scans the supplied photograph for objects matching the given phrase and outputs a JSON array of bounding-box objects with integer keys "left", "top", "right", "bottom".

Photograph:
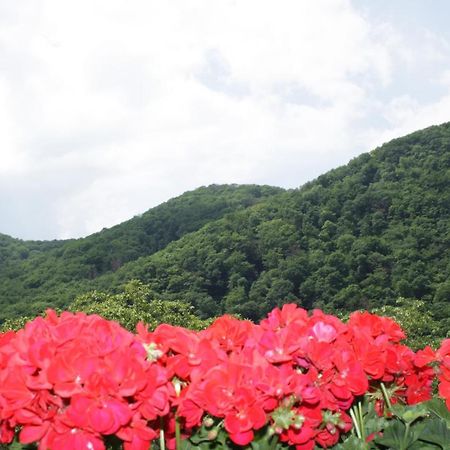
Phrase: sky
[{"left": 1, "top": 0, "right": 449, "bottom": 241}]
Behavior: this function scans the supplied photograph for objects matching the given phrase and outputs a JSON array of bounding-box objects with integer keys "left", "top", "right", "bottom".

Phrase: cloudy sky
[{"left": 1, "top": 0, "right": 449, "bottom": 240}]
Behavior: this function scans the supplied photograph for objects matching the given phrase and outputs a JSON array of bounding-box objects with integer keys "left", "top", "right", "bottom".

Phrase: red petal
[{"left": 229, "top": 430, "right": 253, "bottom": 446}]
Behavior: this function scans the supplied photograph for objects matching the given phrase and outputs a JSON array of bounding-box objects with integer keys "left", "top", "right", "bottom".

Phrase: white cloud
[
  {"left": 439, "top": 69, "right": 450, "bottom": 87},
  {"left": 0, "top": 0, "right": 449, "bottom": 239}
]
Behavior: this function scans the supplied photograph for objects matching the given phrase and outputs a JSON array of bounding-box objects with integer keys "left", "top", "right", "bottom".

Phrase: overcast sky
[{"left": 1, "top": 0, "right": 449, "bottom": 240}]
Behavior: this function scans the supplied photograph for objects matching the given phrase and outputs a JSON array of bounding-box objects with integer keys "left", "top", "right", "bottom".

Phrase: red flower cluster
[
  {"left": 436, "top": 339, "right": 450, "bottom": 410},
  {"left": 0, "top": 305, "right": 448, "bottom": 449},
  {"left": 0, "top": 311, "right": 173, "bottom": 450},
  {"left": 137, "top": 305, "right": 446, "bottom": 449}
]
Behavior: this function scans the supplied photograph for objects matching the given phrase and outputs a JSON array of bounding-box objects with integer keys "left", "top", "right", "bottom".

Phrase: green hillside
[
  {"left": 0, "top": 184, "right": 282, "bottom": 319},
  {"left": 0, "top": 123, "right": 449, "bottom": 329},
  {"left": 91, "top": 123, "right": 450, "bottom": 322}
]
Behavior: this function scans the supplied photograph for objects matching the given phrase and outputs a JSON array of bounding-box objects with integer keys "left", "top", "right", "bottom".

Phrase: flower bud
[
  {"left": 207, "top": 430, "right": 218, "bottom": 440},
  {"left": 172, "top": 378, "right": 182, "bottom": 397},
  {"left": 202, "top": 417, "right": 214, "bottom": 428},
  {"left": 143, "top": 342, "right": 163, "bottom": 362}
]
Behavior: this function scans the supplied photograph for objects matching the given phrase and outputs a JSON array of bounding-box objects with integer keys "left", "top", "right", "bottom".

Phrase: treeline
[
  {"left": 0, "top": 184, "right": 282, "bottom": 318},
  {"left": 95, "top": 124, "right": 450, "bottom": 324},
  {"left": 1, "top": 280, "right": 443, "bottom": 350},
  {"left": 0, "top": 123, "right": 449, "bottom": 334}
]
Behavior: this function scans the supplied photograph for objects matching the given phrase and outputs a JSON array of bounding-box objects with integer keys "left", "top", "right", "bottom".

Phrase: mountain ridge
[
  {"left": 0, "top": 123, "right": 449, "bottom": 324},
  {"left": 0, "top": 184, "right": 282, "bottom": 318}
]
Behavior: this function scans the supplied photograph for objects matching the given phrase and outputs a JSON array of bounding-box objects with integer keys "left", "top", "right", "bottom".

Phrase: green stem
[
  {"left": 160, "top": 429, "right": 166, "bottom": 450},
  {"left": 402, "top": 422, "right": 410, "bottom": 450},
  {"left": 349, "top": 406, "right": 362, "bottom": 440},
  {"left": 160, "top": 417, "right": 166, "bottom": 450},
  {"left": 175, "top": 415, "right": 182, "bottom": 450},
  {"left": 380, "top": 382, "right": 392, "bottom": 411},
  {"left": 358, "top": 401, "right": 366, "bottom": 442},
  {"left": 268, "top": 434, "right": 279, "bottom": 450}
]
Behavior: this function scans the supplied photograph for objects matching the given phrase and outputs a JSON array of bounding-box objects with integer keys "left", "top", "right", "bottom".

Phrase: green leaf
[
  {"left": 418, "top": 418, "right": 450, "bottom": 448},
  {"left": 180, "top": 439, "right": 223, "bottom": 450},
  {"left": 391, "top": 403, "right": 429, "bottom": 424},
  {"left": 1, "top": 439, "right": 37, "bottom": 450},
  {"left": 330, "top": 435, "right": 372, "bottom": 449},
  {"left": 188, "top": 431, "right": 210, "bottom": 444},
  {"left": 375, "top": 421, "right": 418, "bottom": 450},
  {"left": 362, "top": 402, "right": 389, "bottom": 437},
  {"left": 424, "top": 398, "right": 450, "bottom": 428},
  {"left": 409, "top": 442, "right": 441, "bottom": 450}
]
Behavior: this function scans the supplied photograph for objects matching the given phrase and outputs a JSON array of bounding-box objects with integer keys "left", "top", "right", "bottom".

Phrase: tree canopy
[{"left": 0, "top": 123, "right": 449, "bottom": 334}]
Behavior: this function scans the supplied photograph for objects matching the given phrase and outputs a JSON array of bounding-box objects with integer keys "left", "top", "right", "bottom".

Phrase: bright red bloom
[
  {"left": 332, "top": 350, "right": 369, "bottom": 396},
  {"left": 202, "top": 315, "right": 254, "bottom": 352},
  {"left": 414, "top": 346, "right": 436, "bottom": 368},
  {"left": 0, "top": 331, "right": 16, "bottom": 370},
  {"left": 348, "top": 311, "right": 406, "bottom": 343},
  {"left": 258, "top": 328, "right": 302, "bottom": 364},
  {"left": 0, "top": 310, "right": 172, "bottom": 449},
  {"left": 201, "top": 363, "right": 256, "bottom": 417},
  {"left": 405, "top": 373, "right": 434, "bottom": 404},
  {"left": 260, "top": 303, "right": 309, "bottom": 331},
  {"left": 315, "top": 410, "right": 352, "bottom": 448},
  {"left": 310, "top": 321, "right": 337, "bottom": 343},
  {"left": 0, "top": 421, "right": 15, "bottom": 444},
  {"left": 281, "top": 405, "right": 322, "bottom": 449},
  {"left": 224, "top": 400, "right": 266, "bottom": 445},
  {"left": 117, "top": 414, "right": 156, "bottom": 450},
  {"left": 67, "top": 394, "right": 132, "bottom": 435},
  {"left": 437, "top": 340, "right": 450, "bottom": 408},
  {"left": 46, "top": 427, "right": 105, "bottom": 450},
  {"left": 0, "top": 304, "right": 447, "bottom": 449},
  {"left": 149, "top": 324, "right": 224, "bottom": 382},
  {"left": 439, "top": 377, "right": 450, "bottom": 409}
]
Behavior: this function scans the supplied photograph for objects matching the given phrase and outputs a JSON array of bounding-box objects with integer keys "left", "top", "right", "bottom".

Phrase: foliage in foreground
[
  {"left": 370, "top": 297, "right": 449, "bottom": 350},
  {"left": 2, "top": 281, "right": 446, "bottom": 353},
  {"left": 0, "top": 281, "right": 212, "bottom": 334},
  {"left": 0, "top": 304, "right": 449, "bottom": 449},
  {"left": 332, "top": 397, "right": 450, "bottom": 449},
  {"left": 68, "top": 280, "right": 213, "bottom": 332}
]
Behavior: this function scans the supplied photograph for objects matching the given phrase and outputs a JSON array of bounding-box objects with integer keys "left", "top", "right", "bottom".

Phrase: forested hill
[
  {"left": 0, "top": 185, "right": 282, "bottom": 319},
  {"left": 92, "top": 123, "right": 450, "bottom": 321},
  {"left": 0, "top": 123, "right": 449, "bottom": 325}
]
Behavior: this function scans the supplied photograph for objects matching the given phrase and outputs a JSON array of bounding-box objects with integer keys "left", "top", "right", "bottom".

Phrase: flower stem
[
  {"left": 160, "top": 418, "right": 166, "bottom": 450},
  {"left": 269, "top": 434, "right": 279, "bottom": 450},
  {"left": 380, "top": 382, "right": 392, "bottom": 411},
  {"left": 402, "top": 422, "right": 410, "bottom": 450},
  {"left": 175, "top": 415, "right": 182, "bottom": 450},
  {"left": 160, "top": 429, "right": 166, "bottom": 450},
  {"left": 358, "top": 400, "right": 366, "bottom": 442},
  {"left": 349, "top": 406, "right": 362, "bottom": 440}
]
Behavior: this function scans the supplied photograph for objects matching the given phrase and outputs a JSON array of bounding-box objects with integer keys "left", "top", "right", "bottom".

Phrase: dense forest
[
  {"left": 0, "top": 184, "right": 281, "bottom": 318},
  {"left": 0, "top": 123, "right": 449, "bottom": 337}
]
